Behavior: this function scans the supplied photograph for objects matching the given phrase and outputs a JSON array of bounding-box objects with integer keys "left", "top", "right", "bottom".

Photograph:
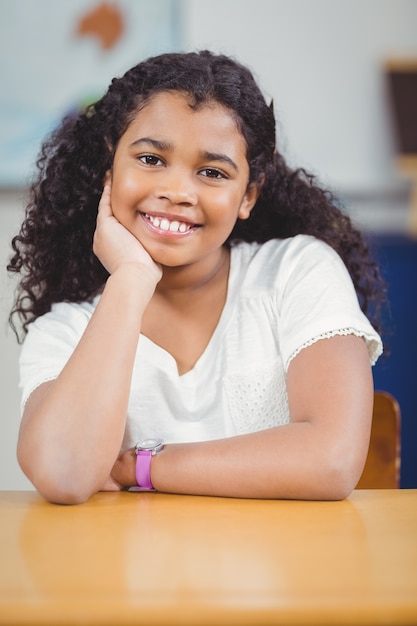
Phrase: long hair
[{"left": 8, "top": 50, "right": 385, "bottom": 340}]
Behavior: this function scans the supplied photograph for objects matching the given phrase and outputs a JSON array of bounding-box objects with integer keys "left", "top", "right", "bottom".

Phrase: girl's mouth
[{"left": 141, "top": 212, "right": 200, "bottom": 236}]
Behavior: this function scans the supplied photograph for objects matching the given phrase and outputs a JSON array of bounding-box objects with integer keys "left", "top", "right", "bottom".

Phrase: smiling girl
[{"left": 8, "top": 51, "right": 384, "bottom": 504}]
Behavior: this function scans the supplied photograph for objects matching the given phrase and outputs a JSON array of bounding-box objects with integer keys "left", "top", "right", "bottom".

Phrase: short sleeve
[
  {"left": 276, "top": 236, "right": 383, "bottom": 370},
  {"left": 18, "top": 299, "right": 96, "bottom": 412}
]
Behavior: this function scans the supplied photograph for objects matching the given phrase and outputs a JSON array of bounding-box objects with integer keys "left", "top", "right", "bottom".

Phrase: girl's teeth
[{"left": 146, "top": 214, "right": 192, "bottom": 233}]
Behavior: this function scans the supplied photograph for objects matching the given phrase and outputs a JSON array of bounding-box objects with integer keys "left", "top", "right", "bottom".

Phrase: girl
[{"left": 8, "top": 51, "right": 384, "bottom": 504}]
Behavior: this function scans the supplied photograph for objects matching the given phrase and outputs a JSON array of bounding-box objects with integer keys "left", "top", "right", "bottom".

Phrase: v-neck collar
[{"left": 138, "top": 246, "right": 241, "bottom": 381}]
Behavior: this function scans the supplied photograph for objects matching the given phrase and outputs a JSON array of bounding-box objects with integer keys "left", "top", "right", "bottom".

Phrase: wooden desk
[{"left": 1, "top": 490, "right": 416, "bottom": 625}]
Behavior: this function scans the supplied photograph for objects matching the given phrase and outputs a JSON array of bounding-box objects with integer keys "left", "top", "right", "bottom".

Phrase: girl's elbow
[
  {"left": 320, "top": 473, "right": 356, "bottom": 501},
  {"left": 36, "top": 477, "right": 95, "bottom": 505},
  {"left": 30, "top": 473, "right": 94, "bottom": 505},
  {"left": 318, "top": 450, "right": 365, "bottom": 501},
  {"left": 18, "top": 452, "right": 95, "bottom": 505}
]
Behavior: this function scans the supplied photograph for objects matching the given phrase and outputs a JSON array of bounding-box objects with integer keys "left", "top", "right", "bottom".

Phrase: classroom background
[{"left": 1, "top": 0, "right": 416, "bottom": 489}]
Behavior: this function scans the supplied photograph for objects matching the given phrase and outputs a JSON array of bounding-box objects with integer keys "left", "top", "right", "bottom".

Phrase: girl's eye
[
  {"left": 200, "top": 168, "right": 227, "bottom": 180},
  {"left": 139, "top": 154, "right": 164, "bottom": 166}
]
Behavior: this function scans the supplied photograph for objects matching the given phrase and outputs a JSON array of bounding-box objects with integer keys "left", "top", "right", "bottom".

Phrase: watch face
[{"left": 137, "top": 438, "right": 164, "bottom": 451}]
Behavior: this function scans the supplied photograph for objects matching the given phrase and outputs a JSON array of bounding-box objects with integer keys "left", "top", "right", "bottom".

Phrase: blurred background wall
[{"left": 1, "top": 0, "right": 416, "bottom": 490}]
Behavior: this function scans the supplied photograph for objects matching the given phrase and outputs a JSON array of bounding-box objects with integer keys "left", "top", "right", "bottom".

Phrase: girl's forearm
[
  {"left": 113, "top": 419, "right": 365, "bottom": 502},
  {"left": 149, "top": 422, "right": 362, "bottom": 501},
  {"left": 18, "top": 264, "right": 157, "bottom": 504}
]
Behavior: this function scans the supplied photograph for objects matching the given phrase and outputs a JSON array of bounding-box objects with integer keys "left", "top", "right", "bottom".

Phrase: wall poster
[{"left": 0, "top": 0, "right": 182, "bottom": 187}]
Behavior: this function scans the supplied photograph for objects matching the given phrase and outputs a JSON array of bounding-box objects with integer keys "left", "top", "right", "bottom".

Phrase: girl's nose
[{"left": 154, "top": 171, "right": 198, "bottom": 206}]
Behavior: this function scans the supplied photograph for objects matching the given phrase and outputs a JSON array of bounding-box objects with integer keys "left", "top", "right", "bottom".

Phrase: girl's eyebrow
[
  {"left": 129, "top": 138, "right": 239, "bottom": 172},
  {"left": 129, "top": 137, "right": 172, "bottom": 151},
  {"left": 200, "top": 151, "right": 238, "bottom": 172}
]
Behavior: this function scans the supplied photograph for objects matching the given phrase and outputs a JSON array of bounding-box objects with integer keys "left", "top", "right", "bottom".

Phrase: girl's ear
[{"left": 238, "top": 178, "right": 264, "bottom": 220}]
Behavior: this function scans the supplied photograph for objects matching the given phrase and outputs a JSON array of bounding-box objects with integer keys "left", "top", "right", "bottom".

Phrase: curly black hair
[{"left": 8, "top": 50, "right": 386, "bottom": 341}]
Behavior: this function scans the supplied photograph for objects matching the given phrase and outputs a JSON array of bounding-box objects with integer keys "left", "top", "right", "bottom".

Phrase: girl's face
[{"left": 110, "top": 91, "right": 258, "bottom": 270}]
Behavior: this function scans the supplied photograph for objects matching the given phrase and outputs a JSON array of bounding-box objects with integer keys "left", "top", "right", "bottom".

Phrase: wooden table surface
[{"left": 1, "top": 489, "right": 416, "bottom": 625}]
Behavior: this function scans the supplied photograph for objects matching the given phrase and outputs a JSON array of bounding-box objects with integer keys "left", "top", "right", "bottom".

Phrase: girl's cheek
[
  {"left": 113, "top": 166, "right": 143, "bottom": 196},
  {"left": 110, "top": 175, "right": 144, "bottom": 222}
]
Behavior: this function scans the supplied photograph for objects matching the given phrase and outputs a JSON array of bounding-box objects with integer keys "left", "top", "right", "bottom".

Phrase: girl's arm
[
  {"left": 112, "top": 332, "right": 374, "bottom": 500},
  {"left": 17, "top": 185, "right": 162, "bottom": 504}
]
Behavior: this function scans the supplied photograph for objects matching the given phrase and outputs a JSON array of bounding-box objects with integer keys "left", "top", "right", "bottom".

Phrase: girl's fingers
[{"left": 97, "top": 184, "right": 112, "bottom": 218}]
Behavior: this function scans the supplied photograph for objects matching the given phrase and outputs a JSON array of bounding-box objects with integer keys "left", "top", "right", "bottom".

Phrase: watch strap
[{"left": 135, "top": 450, "right": 155, "bottom": 490}]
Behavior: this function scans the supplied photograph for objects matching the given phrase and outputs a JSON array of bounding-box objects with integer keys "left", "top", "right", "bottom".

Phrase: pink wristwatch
[{"left": 134, "top": 438, "right": 165, "bottom": 490}]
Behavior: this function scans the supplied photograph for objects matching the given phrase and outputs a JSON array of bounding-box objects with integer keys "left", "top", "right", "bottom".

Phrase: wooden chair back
[{"left": 356, "top": 391, "right": 401, "bottom": 489}]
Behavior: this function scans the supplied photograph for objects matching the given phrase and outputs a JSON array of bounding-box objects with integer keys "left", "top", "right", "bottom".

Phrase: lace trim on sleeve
[
  {"left": 286, "top": 327, "right": 383, "bottom": 369},
  {"left": 21, "top": 375, "right": 58, "bottom": 413}
]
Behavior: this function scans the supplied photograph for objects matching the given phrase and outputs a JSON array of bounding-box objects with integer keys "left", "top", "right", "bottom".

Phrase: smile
[{"left": 142, "top": 213, "right": 200, "bottom": 235}]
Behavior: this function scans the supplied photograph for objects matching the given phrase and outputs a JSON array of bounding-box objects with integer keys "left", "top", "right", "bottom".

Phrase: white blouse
[{"left": 19, "top": 235, "right": 382, "bottom": 449}]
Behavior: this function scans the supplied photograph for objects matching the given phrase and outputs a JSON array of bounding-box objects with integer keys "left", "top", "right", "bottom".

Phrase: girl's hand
[
  {"left": 93, "top": 183, "right": 162, "bottom": 283},
  {"left": 100, "top": 475, "right": 123, "bottom": 492},
  {"left": 100, "top": 448, "right": 136, "bottom": 491}
]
